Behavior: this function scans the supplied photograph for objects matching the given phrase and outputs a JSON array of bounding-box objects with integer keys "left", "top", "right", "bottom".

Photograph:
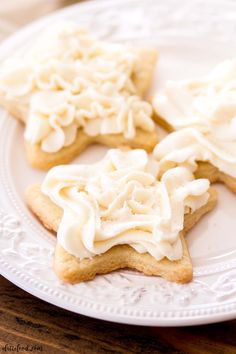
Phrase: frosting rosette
[
  {"left": 153, "top": 128, "right": 236, "bottom": 178},
  {"left": 42, "top": 149, "right": 210, "bottom": 261},
  {"left": 153, "top": 59, "right": 236, "bottom": 132}
]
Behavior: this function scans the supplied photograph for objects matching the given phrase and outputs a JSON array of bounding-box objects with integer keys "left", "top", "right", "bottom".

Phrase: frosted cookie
[
  {"left": 153, "top": 128, "right": 236, "bottom": 193},
  {"left": 26, "top": 149, "right": 217, "bottom": 284},
  {"left": 152, "top": 60, "right": 236, "bottom": 192},
  {"left": 153, "top": 59, "right": 236, "bottom": 131},
  {"left": 0, "top": 22, "right": 158, "bottom": 169}
]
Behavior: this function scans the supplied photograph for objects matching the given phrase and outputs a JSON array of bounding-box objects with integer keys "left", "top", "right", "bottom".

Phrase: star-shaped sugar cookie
[
  {"left": 153, "top": 59, "right": 236, "bottom": 193},
  {"left": 0, "top": 22, "right": 158, "bottom": 170},
  {"left": 26, "top": 149, "right": 217, "bottom": 284}
]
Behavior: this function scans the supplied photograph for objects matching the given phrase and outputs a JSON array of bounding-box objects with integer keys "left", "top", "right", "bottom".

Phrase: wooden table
[{"left": 0, "top": 276, "right": 235, "bottom": 354}]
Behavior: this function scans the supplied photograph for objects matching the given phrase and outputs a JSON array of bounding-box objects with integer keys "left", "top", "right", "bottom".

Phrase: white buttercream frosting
[
  {"left": 42, "top": 149, "right": 210, "bottom": 261},
  {"left": 153, "top": 128, "right": 236, "bottom": 177},
  {"left": 0, "top": 22, "right": 154, "bottom": 152},
  {"left": 153, "top": 59, "right": 236, "bottom": 177}
]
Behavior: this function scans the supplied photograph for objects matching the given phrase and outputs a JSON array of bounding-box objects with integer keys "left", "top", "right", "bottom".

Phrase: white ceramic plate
[{"left": 0, "top": 0, "right": 236, "bottom": 326}]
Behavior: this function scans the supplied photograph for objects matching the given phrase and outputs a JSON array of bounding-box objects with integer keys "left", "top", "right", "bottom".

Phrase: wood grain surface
[{"left": 0, "top": 276, "right": 235, "bottom": 354}]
